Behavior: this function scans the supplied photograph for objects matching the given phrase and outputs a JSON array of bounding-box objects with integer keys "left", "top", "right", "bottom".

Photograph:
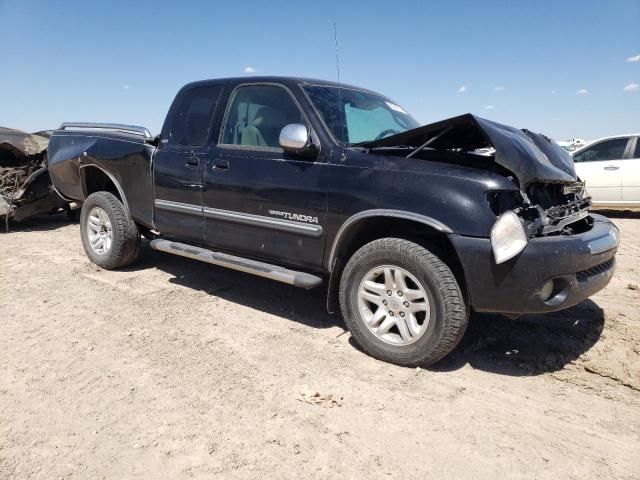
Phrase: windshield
[{"left": 304, "top": 85, "right": 420, "bottom": 145}]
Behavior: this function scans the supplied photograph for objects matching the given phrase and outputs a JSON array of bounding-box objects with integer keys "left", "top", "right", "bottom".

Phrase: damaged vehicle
[
  {"left": 0, "top": 126, "right": 68, "bottom": 226},
  {"left": 47, "top": 77, "right": 619, "bottom": 366}
]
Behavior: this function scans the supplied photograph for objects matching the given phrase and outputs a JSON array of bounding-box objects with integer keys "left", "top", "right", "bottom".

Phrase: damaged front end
[
  {"left": 361, "top": 114, "right": 593, "bottom": 262},
  {"left": 484, "top": 171, "right": 593, "bottom": 264},
  {"left": 487, "top": 180, "right": 593, "bottom": 262},
  {"left": 0, "top": 126, "right": 68, "bottom": 227}
]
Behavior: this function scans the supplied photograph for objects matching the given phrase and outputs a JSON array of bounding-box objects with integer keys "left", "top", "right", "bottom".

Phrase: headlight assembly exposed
[{"left": 491, "top": 210, "right": 528, "bottom": 264}]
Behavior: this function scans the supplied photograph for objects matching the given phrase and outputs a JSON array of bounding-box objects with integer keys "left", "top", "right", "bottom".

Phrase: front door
[
  {"left": 574, "top": 137, "right": 630, "bottom": 203},
  {"left": 153, "top": 85, "right": 223, "bottom": 242},
  {"left": 203, "top": 84, "right": 328, "bottom": 270}
]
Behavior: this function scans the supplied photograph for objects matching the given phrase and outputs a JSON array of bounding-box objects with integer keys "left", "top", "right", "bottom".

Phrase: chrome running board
[{"left": 150, "top": 239, "right": 323, "bottom": 289}]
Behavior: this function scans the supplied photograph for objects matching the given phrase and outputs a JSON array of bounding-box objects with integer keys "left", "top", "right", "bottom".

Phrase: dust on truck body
[{"left": 47, "top": 76, "right": 619, "bottom": 366}]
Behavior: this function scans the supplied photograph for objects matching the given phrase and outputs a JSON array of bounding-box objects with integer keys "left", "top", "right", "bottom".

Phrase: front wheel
[
  {"left": 339, "top": 238, "right": 468, "bottom": 366},
  {"left": 80, "top": 191, "right": 140, "bottom": 269}
]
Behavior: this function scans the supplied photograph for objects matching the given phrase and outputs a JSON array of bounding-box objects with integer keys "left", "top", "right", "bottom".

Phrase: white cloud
[
  {"left": 123, "top": 85, "right": 130, "bottom": 90},
  {"left": 457, "top": 85, "right": 467, "bottom": 93},
  {"left": 243, "top": 66, "right": 257, "bottom": 73},
  {"left": 485, "top": 105, "right": 495, "bottom": 110},
  {"left": 626, "top": 53, "right": 640, "bottom": 63},
  {"left": 493, "top": 86, "right": 505, "bottom": 92},
  {"left": 576, "top": 88, "right": 589, "bottom": 95},
  {"left": 623, "top": 83, "right": 640, "bottom": 92}
]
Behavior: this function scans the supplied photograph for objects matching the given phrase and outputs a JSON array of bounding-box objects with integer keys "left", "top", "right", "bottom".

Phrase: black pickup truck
[{"left": 48, "top": 76, "right": 619, "bottom": 366}]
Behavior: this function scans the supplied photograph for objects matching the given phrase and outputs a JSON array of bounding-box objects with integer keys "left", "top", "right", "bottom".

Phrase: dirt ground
[{"left": 1, "top": 212, "right": 639, "bottom": 479}]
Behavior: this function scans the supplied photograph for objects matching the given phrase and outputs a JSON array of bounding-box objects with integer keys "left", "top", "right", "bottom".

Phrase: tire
[
  {"left": 339, "top": 238, "right": 468, "bottom": 366},
  {"left": 80, "top": 191, "right": 140, "bottom": 270}
]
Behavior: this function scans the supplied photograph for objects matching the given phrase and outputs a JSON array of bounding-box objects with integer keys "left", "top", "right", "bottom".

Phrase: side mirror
[{"left": 279, "top": 124, "right": 317, "bottom": 156}]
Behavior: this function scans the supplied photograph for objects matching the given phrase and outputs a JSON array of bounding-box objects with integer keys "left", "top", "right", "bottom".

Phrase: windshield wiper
[
  {"left": 405, "top": 126, "right": 453, "bottom": 158},
  {"left": 348, "top": 141, "right": 412, "bottom": 149},
  {"left": 349, "top": 125, "right": 454, "bottom": 153},
  {"left": 348, "top": 140, "right": 378, "bottom": 148}
]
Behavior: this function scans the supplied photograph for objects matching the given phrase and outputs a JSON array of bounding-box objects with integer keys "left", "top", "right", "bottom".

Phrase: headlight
[{"left": 490, "top": 210, "right": 528, "bottom": 264}]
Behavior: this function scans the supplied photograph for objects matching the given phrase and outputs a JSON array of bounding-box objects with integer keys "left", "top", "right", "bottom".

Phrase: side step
[{"left": 150, "top": 239, "right": 323, "bottom": 289}]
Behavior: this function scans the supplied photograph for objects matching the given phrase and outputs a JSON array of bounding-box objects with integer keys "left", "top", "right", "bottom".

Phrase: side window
[
  {"left": 633, "top": 138, "right": 640, "bottom": 159},
  {"left": 170, "top": 86, "right": 222, "bottom": 146},
  {"left": 573, "top": 138, "right": 628, "bottom": 163},
  {"left": 220, "top": 85, "right": 304, "bottom": 148}
]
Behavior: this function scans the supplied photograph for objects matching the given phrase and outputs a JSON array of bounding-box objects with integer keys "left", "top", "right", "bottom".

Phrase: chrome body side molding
[
  {"left": 153, "top": 200, "right": 323, "bottom": 237},
  {"left": 154, "top": 199, "right": 203, "bottom": 216},
  {"left": 203, "top": 207, "right": 323, "bottom": 237}
]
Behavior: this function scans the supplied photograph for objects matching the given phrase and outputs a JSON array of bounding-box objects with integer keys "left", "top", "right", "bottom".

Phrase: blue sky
[{"left": 0, "top": 0, "right": 638, "bottom": 140}]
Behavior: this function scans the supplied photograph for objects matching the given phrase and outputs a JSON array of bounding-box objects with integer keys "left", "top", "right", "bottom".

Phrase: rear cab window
[{"left": 169, "top": 86, "right": 223, "bottom": 146}]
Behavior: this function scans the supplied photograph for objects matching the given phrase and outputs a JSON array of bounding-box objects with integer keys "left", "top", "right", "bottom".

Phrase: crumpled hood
[{"left": 361, "top": 113, "right": 577, "bottom": 187}]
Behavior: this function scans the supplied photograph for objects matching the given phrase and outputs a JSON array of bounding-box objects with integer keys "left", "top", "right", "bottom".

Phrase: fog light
[{"left": 540, "top": 280, "right": 554, "bottom": 301}]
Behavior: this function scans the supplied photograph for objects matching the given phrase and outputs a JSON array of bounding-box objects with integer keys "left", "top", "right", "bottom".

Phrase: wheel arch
[
  {"left": 326, "top": 210, "right": 467, "bottom": 314},
  {"left": 79, "top": 165, "right": 131, "bottom": 218},
  {"left": 327, "top": 210, "right": 452, "bottom": 269}
]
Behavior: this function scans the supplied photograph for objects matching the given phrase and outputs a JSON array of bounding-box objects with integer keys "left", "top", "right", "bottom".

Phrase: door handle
[
  {"left": 185, "top": 156, "right": 199, "bottom": 167},
  {"left": 603, "top": 165, "right": 619, "bottom": 171},
  {"left": 212, "top": 160, "right": 229, "bottom": 171}
]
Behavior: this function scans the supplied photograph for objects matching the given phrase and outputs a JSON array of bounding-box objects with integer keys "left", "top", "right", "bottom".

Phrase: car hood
[{"left": 360, "top": 113, "right": 577, "bottom": 187}]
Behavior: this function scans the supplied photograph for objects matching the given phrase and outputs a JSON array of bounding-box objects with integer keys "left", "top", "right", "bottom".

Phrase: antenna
[
  {"left": 333, "top": 22, "right": 345, "bottom": 141},
  {"left": 333, "top": 22, "right": 341, "bottom": 84}
]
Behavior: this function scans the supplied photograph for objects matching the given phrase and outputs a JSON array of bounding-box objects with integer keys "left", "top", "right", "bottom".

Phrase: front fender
[{"left": 326, "top": 209, "right": 452, "bottom": 269}]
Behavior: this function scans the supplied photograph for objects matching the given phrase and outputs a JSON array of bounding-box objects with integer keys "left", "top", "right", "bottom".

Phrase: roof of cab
[{"left": 180, "top": 76, "right": 381, "bottom": 95}]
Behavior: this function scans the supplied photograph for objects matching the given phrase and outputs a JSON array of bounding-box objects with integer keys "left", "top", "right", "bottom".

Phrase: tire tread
[
  {"left": 80, "top": 191, "right": 140, "bottom": 270},
  {"left": 339, "top": 237, "right": 468, "bottom": 366}
]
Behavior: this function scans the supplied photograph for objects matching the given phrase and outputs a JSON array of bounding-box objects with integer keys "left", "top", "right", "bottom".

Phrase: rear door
[
  {"left": 153, "top": 85, "right": 223, "bottom": 242},
  {"left": 621, "top": 137, "right": 640, "bottom": 203},
  {"left": 573, "top": 137, "right": 630, "bottom": 203},
  {"left": 202, "top": 83, "right": 328, "bottom": 269}
]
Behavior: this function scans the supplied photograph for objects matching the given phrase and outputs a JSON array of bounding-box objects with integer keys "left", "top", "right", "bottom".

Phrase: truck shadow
[
  {"left": 132, "top": 244, "right": 339, "bottom": 331},
  {"left": 591, "top": 209, "right": 640, "bottom": 219},
  {"left": 136, "top": 243, "right": 604, "bottom": 377},
  {"left": 0, "top": 211, "right": 76, "bottom": 233},
  {"left": 430, "top": 300, "right": 605, "bottom": 376}
]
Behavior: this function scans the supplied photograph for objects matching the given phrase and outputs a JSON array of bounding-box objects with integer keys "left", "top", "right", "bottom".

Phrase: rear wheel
[
  {"left": 80, "top": 191, "right": 140, "bottom": 269},
  {"left": 339, "top": 238, "right": 468, "bottom": 366}
]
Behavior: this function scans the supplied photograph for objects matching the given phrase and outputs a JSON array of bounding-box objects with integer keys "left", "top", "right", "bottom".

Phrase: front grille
[{"left": 576, "top": 259, "right": 614, "bottom": 282}]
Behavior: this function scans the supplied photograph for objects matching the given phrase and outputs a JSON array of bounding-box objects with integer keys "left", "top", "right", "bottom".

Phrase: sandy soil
[{"left": 1, "top": 213, "right": 639, "bottom": 479}]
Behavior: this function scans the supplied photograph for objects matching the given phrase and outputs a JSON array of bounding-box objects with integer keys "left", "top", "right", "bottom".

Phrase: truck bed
[{"left": 47, "top": 123, "right": 156, "bottom": 229}]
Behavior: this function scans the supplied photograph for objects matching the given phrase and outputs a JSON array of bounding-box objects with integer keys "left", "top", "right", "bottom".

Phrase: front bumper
[{"left": 450, "top": 214, "right": 619, "bottom": 314}]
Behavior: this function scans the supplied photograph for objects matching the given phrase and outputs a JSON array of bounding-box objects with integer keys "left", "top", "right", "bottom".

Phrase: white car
[
  {"left": 572, "top": 134, "right": 640, "bottom": 209},
  {"left": 557, "top": 138, "right": 590, "bottom": 152}
]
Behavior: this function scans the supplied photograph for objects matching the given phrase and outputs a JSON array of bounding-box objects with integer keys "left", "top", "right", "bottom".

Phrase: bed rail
[{"left": 59, "top": 122, "right": 153, "bottom": 139}]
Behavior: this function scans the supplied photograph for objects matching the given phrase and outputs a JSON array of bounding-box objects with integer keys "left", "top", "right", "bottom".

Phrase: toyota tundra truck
[{"left": 47, "top": 76, "right": 619, "bottom": 366}]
